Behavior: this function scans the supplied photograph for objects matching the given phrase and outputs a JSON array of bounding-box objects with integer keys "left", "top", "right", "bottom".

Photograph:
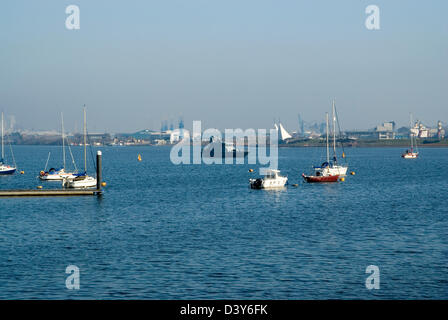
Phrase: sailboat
[
  {"left": 274, "top": 121, "right": 292, "bottom": 141},
  {"left": 402, "top": 114, "right": 419, "bottom": 159},
  {"left": 39, "top": 113, "right": 77, "bottom": 180},
  {"left": 0, "top": 112, "right": 16, "bottom": 175},
  {"left": 302, "top": 100, "right": 348, "bottom": 183},
  {"left": 62, "top": 106, "right": 97, "bottom": 188}
]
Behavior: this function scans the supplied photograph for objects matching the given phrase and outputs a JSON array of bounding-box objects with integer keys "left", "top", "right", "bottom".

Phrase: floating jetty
[
  {"left": 0, "top": 151, "right": 103, "bottom": 197},
  {"left": 0, "top": 189, "right": 101, "bottom": 197}
]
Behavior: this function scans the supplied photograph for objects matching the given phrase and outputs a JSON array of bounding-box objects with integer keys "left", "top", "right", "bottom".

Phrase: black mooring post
[{"left": 96, "top": 150, "right": 102, "bottom": 190}]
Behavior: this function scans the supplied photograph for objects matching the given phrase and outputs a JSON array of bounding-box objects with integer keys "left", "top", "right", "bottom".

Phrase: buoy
[
  {"left": 350, "top": 171, "right": 355, "bottom": 175},
  {"left": 37, "top": 186, "right": 43, "bottom": 189},
  {"left": 101, "top": 182, "right": 107, "bottom": 187},
  {"left": 340, "top": 177, "right": 345, "bottom": 182},
  {"left": 248, "top": 169, "right": 254, "bottom": 172},
  {"left": 292, "top": 184, "right": 299, "bottom": 187},
  {"left": 138, "top": 154, "right": 142, "bottom": 162},
  {"left": 20, "top": 171, "right": 25, "bottom": 174}
]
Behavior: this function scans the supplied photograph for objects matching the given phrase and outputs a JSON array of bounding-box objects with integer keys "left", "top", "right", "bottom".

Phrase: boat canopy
[
  {"left": 73, "top": 171, "right": 87, "bottom": 177},
  {"left": 314, "top": 162, "right": 330, "bottom": 169}
]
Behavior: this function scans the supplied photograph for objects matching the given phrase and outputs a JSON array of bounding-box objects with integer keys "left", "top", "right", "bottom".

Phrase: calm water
[{"left": 0, "top": 145, "right": 447, "bottom": 299}]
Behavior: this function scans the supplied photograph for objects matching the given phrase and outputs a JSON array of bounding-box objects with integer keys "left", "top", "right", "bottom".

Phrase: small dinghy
[{"left": 249, "top": 169, "right": 288, "bottom": 189}]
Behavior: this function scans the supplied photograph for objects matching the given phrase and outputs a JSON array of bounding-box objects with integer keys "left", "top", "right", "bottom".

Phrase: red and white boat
[
  {"left": 302, "top": 172, "right": 339, "bottom": 183},
  {"left": 302, "top": 100, "right": 348, "bottom": 183}
]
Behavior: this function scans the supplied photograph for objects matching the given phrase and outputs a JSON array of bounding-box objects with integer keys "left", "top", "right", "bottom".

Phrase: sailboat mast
[
  {"left": 332, "top": 100, "right": 336, "bottom": 157},
  {"left": 61, "top": 113, "right": 66, "bottom": 169},
  {"left": 326, "top": 112, "right": 330, "bottom": 163},
  {"left": 83, "top": 105, "right": 87, "bottom": 173},
  {"left": 1, "top": 112, "right": 4, "bottom": 161},
  {"left": 410, "top": 113, "right": 414, "bottom": 151}
]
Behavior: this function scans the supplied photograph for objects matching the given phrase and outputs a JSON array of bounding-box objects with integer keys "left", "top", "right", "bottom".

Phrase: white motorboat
[
  {"left": 249, "top": 169, "right": 288, "bottom": 189},
  {"left": 0, "top": 112, "right": 16, "bottom": 175}
]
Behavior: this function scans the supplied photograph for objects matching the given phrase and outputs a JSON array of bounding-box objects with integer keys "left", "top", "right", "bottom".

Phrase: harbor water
[{"left": 0, "top": 146, "right": 447, "bottom": 299}]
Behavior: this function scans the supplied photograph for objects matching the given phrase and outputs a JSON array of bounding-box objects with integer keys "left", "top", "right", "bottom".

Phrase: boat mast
[
  {"left": 326, "top": 112, "right": 330, "bottom": 163},
  {"left": 332, "top": 100, "right": 336, "bottom": 158},
  {"left": 61, "top": 112, "right": 66, "bottom": 169},
  {"left": 410, "top": 113, "right": 414, "bottom": 151},
  {"left": 83, "top": 105, "right": 87, "bottom": 173},
  {"left": 1, "top": 112, "right": 4, "bottom": 162}
]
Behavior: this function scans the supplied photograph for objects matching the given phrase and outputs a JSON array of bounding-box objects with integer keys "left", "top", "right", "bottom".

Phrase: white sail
[{"left": 278, "top": 123, "right": 292, "bottom": 141}]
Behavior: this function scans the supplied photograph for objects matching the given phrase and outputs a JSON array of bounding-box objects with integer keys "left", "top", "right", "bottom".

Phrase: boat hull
[
  {"left": 402, "top": 152, "right": 418, "bottom": 159},
  {"left": 63, "top": 176, "right": 97, "bottom": 189},
  {"left": 302, "top": 174, "right": 340, "bottom": 183},
  {"left": 249, "top": 172, "right": 288, "bottom": 189},
  {"left": 0, "top": 167, "right": 16, "bottom": 175},
  {"left": 39, "top": 173, "right": 76, "bottom": 181}
]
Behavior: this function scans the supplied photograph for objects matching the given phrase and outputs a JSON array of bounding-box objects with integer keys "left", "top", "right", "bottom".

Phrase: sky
[{"left": 0, "top": 0, "right": 447, "bottom": 133}]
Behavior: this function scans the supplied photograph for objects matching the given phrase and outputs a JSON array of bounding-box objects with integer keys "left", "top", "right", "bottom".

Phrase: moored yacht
[
  {"left": 0, "top": 112, "right": 16, "bottom": 175},
  {"left": 39, "top": 113, "right": 77, "bottom": 181},
  {"left": 303, "top": 100, "right": 348, "bottom": 183},
  {"left": 402, "top": 114, "right": 419, "bottom": 159},
  {"left": 62, "top": 106, "right": 97, "bottom": 189}
]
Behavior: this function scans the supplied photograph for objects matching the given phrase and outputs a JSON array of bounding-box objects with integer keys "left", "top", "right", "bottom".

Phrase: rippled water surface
[{"left": 0, "top": 146, "right": 447, "bottom": 299}]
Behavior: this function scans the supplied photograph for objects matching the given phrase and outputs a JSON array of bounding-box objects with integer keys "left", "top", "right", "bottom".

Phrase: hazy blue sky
[{"left": 0, "top": 0, "right": 447, "bottom": 133}]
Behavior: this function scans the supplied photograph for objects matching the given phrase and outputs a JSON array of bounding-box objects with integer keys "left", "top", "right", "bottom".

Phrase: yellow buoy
[
  {"left": 350, "top": 171, "right": 355, "bottom": 175},
  {"left": 20, "top": 171, "right": 25, "bottom": 174},
  {"left": 248, "top": 169, "right": 254, "bottom": 172},
  {"left": 101, "top": 182, "right": 107, "bottom": 187},
  {"left": 138, "top": 154, "right": 142, "bottom": 162},
  {"left": 37, "top": 186, "right": 43, "bottom": 189},
  {"left": 340, "top": 177, "right": 345, "bottom": 182}
]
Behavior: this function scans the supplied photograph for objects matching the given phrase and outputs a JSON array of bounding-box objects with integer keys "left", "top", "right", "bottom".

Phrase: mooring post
[{"left": 96, "top": 150, "right": 102, "bottom": 190}]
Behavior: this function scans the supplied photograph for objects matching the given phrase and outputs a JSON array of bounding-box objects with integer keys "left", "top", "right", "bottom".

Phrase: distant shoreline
[
  {"left": 280, "top": 139, "right": 448, "bottom": 148},
  {"left": 10, "top": 142, "right": 448, "bottom": 148}
]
